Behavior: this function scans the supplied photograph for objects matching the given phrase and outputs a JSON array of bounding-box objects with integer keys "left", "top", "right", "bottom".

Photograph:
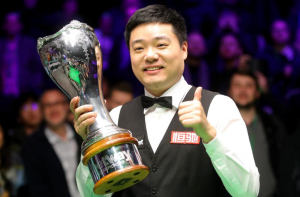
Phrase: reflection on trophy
[{"left": 37, "top": 20, "right": 149, "bottom": 195}]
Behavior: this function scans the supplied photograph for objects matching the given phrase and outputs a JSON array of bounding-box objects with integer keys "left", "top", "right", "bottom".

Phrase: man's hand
[
  {"left": 70, "top": 97, "right": 97, "bottom": 141},
  {"left": 178, "top": 87, "right": 216, "bottom": 143}
]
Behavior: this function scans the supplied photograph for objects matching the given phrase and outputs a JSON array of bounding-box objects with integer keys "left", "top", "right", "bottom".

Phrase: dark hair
[
  {"left": 40, "top": 87, "right": 69, "bottom": 102},
  {"left": 124, "top": 4, "right": 187, "bottom": 49},
  {"left": 12, "top": 91, "right": 40, "bottom": 116},
  {"left": 230, "top": 69, "right": 260, "bottom": 90},
  {"left": 107, "top": 81, "right": 133, "bottom": 98}
]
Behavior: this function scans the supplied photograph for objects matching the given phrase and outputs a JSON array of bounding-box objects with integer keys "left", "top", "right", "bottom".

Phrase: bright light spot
[{"left": 62, "top": 29, "right": 80, "bottom": 47}]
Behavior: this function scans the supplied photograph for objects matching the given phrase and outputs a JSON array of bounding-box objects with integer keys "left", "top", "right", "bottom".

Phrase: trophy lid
[{"left": 37, "top": 20, "right": 95, "bottom": 53}]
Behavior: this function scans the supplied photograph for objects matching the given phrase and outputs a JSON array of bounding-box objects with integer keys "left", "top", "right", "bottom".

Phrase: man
[
  {"left": 106, "top": 81, "right": 134, "bottom": 111},
  {"left": 227, "top": 70, "right": 287, "bottom": 197},
  {"left": 22, "top": 88, "right": 83, "bottom": 197},
  {"left": 70, "top": 5, "right": 259, "bottom": 197}
]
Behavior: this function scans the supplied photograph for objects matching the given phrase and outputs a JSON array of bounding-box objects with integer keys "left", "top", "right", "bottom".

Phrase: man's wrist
[{"left": 201, "top": 127, "right": 216, "bottom": 143}]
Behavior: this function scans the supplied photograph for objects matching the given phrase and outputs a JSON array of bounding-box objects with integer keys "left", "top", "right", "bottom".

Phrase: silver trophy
[{"left": 37, "top": 20, "right": 149, "bottom": 195}]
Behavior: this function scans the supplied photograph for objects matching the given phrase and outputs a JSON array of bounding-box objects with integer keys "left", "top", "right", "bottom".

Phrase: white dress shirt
[{"left": 76, "top": 76, "right": 260, "bottom": 197}]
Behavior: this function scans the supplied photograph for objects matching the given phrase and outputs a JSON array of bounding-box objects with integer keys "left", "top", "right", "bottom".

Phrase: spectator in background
[
  {"left": 94, "top": 11, "right": 114, "bottom": 71},
  {"left": 183, "top": 30, "right": 211, "bottom": 89},
  {"left": 227, "top": 70, "right": 287, "bottom": 197},
  {"left": 211, "top": 32, "right": 243, "bottom": 94},
  {"left": 256, "top": 19, "right": 300, "bottom": 105},
  {"left": 0, "top": 124, "right": 11, "bottom": 197},
  {"left": 106, "top": 81, "right": 134, "bottom": 112},
  {"left": 4, "top": 91, "right": 42, "bottom": 197},
  {"left": 22, "top": 88, "right": 82, "bottom": 197},
  {"left": 10, "top": 91, "right": 42, "bottom": 138},
  {"left": 208, "top": 8, "right": 257, "bottom": 57},
  {"left": 0, "top": 11, "right": 46, "bottom": 132}
]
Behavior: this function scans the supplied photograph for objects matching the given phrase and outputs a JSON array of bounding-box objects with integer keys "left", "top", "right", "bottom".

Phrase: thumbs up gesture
[{"left": 178, "top": 87, "right": 216, "bottom": 143}]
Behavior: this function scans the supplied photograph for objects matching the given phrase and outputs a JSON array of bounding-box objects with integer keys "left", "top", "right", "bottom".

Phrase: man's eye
[
  {"left": 134, "top": 47, "right": 143, "bottom": 51},
  {"left": 158, "top": 44, "right": 167, "bottom": 47}
]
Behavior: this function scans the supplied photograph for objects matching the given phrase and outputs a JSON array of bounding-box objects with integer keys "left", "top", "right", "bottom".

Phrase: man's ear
[{"left": 182, "top": 41, "right": 188, "bottom": 60}]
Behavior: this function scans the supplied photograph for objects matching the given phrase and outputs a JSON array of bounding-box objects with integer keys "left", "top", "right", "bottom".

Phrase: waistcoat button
[
  {"left": 152, "top": 188, "right": 157, "bottom": 194},
  {"left": 152, "top": 166, "right": 157, "bottom": 172}
]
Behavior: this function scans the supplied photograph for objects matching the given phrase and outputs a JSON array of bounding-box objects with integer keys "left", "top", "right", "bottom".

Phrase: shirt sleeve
[
  {"left": 204, "top": 95, "right": 260, "bottom": 197},
  {"left": 75, "top": 106, "right": 122, "bottom": 197}
]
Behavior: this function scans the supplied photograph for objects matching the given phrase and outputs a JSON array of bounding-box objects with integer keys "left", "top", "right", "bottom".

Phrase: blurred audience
[
  {"left": 209, "top": 8, "right": 257, "bottom": 56},
  {"left": 183, "top": 30, "right": 211, "bottom": 89},
  {"left": 211, "top": 32, "right": 243, "bottom": 94},
  {"left": 0, "top": 1, "right": 299, "bottom": 196},
  {"left": 42, "top": 0, "right": 84, "bottom": 34},
  {"left": 227, "top": 70, "right": 287, "bottom": 197},
  {"left": 110, "top": 4, "right": 139, "bottom": 72},
  {"left": 0, "top": 12, "right": 45, "bottom": 97},
  {"left": 256, "top": 19, "right": 300, "bottom": 106},
  {"left": 108, "top": 1, "right": 143, "bottom": 96},
  {"left": 0, "top": 124, "right": 11, "bottom": 197},
  {"left": 106, "top": 81, "right": 134, "bottom": 111},
  {"left": 0, "top": 11, "right": 46, "bottom": 151},
  {"left": 94, "top": 11, "right": 115, "bottom": 71},
  {"left": 22, "top": 88, "right": 82, "bottom": 197},
  {"left": 20, "top": 0, "right": 45, "bottom": 38},
  {"left": 3, "top": 91, "right": 42, "bottom": 197}
]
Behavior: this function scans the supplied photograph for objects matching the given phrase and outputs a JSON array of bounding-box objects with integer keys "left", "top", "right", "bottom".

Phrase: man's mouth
[{"left": 144, "top": 66, "right": 163, "bottom": 71}]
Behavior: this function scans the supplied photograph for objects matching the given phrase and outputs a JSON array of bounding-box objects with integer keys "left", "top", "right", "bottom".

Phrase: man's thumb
[{"left": 193, "top": 87, "right": 202, "bottom": 101}]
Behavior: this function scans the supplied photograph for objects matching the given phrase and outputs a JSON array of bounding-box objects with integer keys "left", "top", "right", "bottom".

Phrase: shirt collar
[
  {"left": 45, "top": 124, "right": 74, "bottom": 145},
  {"left": 144, "top": 76, "right": 191, "bottom": 112}
]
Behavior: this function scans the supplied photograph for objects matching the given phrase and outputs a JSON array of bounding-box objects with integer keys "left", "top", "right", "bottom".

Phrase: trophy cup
[{"left": 37, "top": 20, "right": 149, "bottom": 195}]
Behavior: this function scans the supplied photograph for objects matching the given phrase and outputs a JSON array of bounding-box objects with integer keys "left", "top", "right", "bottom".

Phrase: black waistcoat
[{"left": 113, "top": 87, "right": 230, "bottom": 197}]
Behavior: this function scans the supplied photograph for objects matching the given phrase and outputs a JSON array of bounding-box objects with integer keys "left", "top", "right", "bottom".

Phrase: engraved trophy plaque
[{"left": 37, "top": 20, "right": 149, "bottom": 195}]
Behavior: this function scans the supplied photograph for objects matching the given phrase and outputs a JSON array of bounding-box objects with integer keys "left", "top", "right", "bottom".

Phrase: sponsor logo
[
  {"left": 101, "top": 150, "right": 133, "bottom": 171},
  {"left": 170, "top": 131, "right": 200, "bottom": 144}
]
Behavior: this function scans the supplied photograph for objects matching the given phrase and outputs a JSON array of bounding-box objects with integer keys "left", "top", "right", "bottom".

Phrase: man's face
[
  {"left": 271, "top": 20, "right": 290, "bottom": 45},
  {"left": 228, "top": 74, "right": 259, "bottom": 108},
  {"left": 129, "top": 23, "right": 187, "bottom": 96},
  {"left": 219, "top": 35, "right": 241, "bottom": 60},
  {"left": 41, "top": 90, "right": 69, "bottom": 127},
  {"left": 187, "top": 32, "right": 206, "bottom": 57},
  {"left": 107, "top": 90, "right": 133, "bottom": 111},
  {"left": 19, "top": 100, "right": 42, "bottom": 127}
]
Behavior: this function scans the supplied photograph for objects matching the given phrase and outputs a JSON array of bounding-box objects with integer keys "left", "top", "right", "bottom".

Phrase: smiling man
[{"left": 71, "top": 4, "right": 259, "bottom": 197}]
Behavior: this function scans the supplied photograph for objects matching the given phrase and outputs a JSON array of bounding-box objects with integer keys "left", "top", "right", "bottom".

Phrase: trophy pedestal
[
  {"left": 83, "top": 133, "right": 149, "bottom": 195},
  {"left": 94, "top": 165, "right": 149, "bottom": 194}
]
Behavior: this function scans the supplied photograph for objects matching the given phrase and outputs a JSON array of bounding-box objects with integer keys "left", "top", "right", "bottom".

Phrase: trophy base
[
  {"left": 83, "top": 133, "right": 150, "bottom": 195},
  {"left": 82, "top": 133, "right": 138, "bottom": 165},
  {"left": 94, "top": 165, "right": 149, "bottom": 195}
]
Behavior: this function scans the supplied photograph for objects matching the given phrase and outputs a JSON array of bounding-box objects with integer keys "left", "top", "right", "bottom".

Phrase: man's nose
[{"left": 144, "top": 48, "right": 158, "bottom": 63}]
